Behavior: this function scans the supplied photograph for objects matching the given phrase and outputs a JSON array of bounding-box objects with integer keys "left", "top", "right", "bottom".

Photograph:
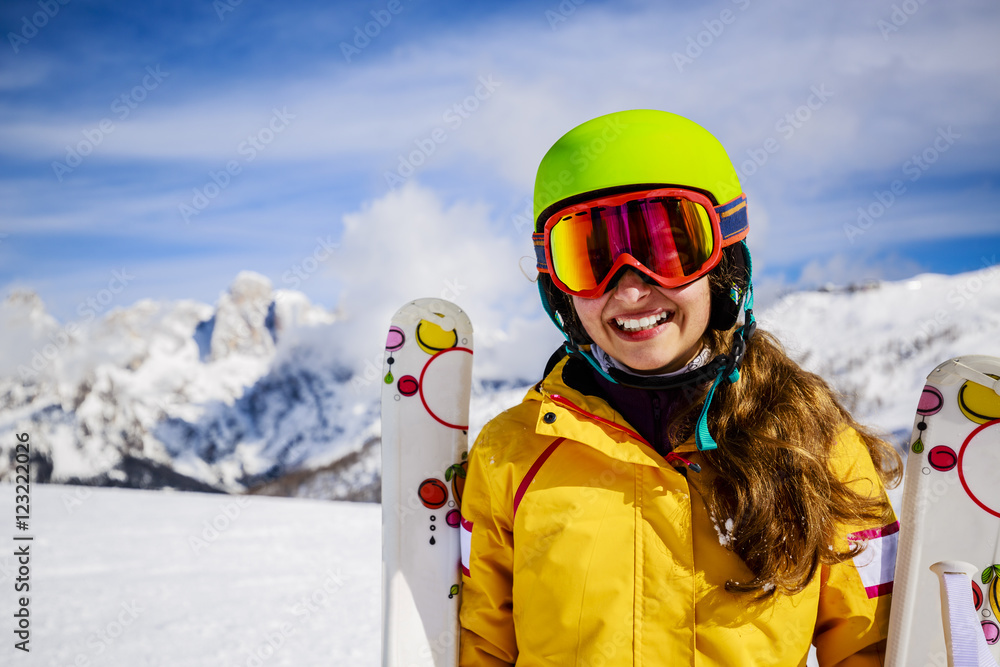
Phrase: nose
[{"left": 611, "top": 268, "right": 652, "bottom": 304}]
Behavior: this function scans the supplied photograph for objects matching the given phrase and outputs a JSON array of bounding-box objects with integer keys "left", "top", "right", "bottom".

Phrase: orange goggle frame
[{"left": 534, "top": 188, "right": 748, "bottom": 298}]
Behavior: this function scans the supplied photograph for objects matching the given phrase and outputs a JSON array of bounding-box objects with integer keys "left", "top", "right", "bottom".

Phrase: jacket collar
[{"left": 524, "top": 354, "right": 701, "bottom": 468}]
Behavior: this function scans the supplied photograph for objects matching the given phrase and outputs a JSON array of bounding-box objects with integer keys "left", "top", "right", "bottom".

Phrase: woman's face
[{"left": 571, "top": 269, "right": 712, "bottom": 374}]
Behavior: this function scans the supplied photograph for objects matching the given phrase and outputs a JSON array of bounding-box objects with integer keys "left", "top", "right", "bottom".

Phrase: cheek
[
  {"left": 570, "top": 296, "right": 606, "bottom": 337},
  {"left": 676, "top": 280, "right": 712, "bottom": 328}
]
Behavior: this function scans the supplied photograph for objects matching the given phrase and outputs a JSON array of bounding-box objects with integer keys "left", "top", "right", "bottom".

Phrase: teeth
[{"left": 616, "top": 311, "right": 670, "bottom": 332}]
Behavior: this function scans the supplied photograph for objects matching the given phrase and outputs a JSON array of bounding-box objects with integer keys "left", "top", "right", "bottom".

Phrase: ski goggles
[{"left": 533, "top": 188, "right": 748, "bottom": 298}]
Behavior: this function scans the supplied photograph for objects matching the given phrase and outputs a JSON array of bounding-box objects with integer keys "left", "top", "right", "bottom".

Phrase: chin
[{"left": 622, "top": 356, "right": 678, "bottom": 375}]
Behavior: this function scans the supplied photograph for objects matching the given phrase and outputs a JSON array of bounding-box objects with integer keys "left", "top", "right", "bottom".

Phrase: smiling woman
[{"left": 458, "top": 109, "right": 904, "bottom": 667}]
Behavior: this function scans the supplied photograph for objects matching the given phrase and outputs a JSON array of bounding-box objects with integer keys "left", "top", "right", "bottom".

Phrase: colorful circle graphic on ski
[
  {"left": 397, "top": 375, "right": 419, "bottom": 397},
  {"left": 984, "top": 621, "right": 1000, "bottom": 646},
  {"left": 419, "top": 347, "right": 473, "bottom": 430},
  {"left": 988, "top": 566, "right": 1000, "bottom": 619},
  {"left": 386, "top": 326, "right": 405, "bottom": 352},
  {"left": 957, "top": 419, "right": 1000, "bottom": 518},
  {"left": 418, "top": 478, "right": 449, "bottom": 510},
  {"left": 416, "top": 318, "right": 459, "bottom": 355},
  {"left": 447, "top": 455, "right": 468, "bottom": 506},
  {"left": 917, "top": 385, "right": 944, "bottom": 416},
  {"left": 927, "top": 445, "right": 958, "bottom": 472},
  {"left": 958, "top": 376, "right": 1000, "bottom": 424}
]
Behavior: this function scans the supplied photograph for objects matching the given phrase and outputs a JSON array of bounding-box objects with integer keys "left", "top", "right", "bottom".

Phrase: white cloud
[{"left": 329, "top": 182, "right": 562, "bottom": 383}]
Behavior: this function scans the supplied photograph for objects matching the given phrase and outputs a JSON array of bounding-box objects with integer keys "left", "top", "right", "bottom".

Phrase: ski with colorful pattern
[
  {"left": 381, "top": 299, "right": 473, "bottom": 667},
  {"left": 886, "top": 355, "right": 1000, "bottom": 666}
]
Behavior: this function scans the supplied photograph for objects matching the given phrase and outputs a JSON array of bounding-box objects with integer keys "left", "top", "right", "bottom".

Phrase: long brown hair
[
  {"left": 684, "top": 327, "right": 902, "bottom": 597},
  {"left": 540, "top": 254, "right": 903, "bottom": 598},
  {"left": 670, "top": 258, "right": 903, "bottom": 597}
]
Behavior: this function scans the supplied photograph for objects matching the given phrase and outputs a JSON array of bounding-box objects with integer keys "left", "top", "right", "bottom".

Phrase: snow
[
  {"left": 713, "top": 516, "right": 735, "bottom": 547},
  {"left": 0, "top": 483, "right": 380, "bottom": 666}
]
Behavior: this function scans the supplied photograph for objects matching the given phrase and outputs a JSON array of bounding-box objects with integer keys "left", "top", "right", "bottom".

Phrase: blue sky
[{"left": 1, "top": 0, "right": 999, "bottom": 369}]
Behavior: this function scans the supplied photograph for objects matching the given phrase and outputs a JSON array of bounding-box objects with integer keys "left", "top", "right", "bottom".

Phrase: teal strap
[
  {"left": 573, "top": 343, "right": 618, "bottom": 385},
  {"left": 695, "top": 370, "right": 725, "bottom": 451}
]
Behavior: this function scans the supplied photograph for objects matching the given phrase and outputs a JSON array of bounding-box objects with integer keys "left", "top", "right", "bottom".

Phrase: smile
[{"left": 614, "top": 311, "right": 673, "bottom": 332}]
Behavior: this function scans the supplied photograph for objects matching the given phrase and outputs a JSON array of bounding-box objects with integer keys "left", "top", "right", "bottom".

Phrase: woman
[{"left": 459, "top": 109, "right": 902, "bottom": 666}]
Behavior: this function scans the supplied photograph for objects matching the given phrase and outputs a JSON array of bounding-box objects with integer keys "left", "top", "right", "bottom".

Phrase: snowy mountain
[
  {"left": 758, "top": 263, "right": 1000, "bottom": 441},
  {"left": 1, "top": 265, "right": 999, "bottom": 498},
  {"left": 0, "top": 272, "right": 377, "bottom": 497}
]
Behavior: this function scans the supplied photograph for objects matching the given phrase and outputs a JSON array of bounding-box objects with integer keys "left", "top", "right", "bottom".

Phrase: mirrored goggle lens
[{"left": 549, "top": 196, "right": 716, "bottom": 293}]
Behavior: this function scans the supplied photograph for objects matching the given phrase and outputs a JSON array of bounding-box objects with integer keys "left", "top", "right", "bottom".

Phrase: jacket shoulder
[
  {"left": 474, "top": 395, "right": 546, "bottom": 458},
  {"left": 469, "top": 358, "right": 574, "bottom": 473}
]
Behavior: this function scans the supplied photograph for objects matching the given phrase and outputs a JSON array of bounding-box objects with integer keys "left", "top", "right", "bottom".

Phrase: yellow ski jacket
[{"left": 459, "top": 356, "right": 897, "bottom": 666}]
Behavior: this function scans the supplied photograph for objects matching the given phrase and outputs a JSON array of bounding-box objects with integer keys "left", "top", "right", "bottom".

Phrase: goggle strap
[
  {"left": 532, "top": 232, "right": 548, "bottom": 273},
  {"left": 717, "top": 194, "right": 748, "bottom": 246}
]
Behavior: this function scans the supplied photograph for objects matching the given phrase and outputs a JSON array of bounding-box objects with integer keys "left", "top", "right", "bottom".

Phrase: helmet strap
[{"left": 695, "top": 240, "right": 755, "bottom": 450}]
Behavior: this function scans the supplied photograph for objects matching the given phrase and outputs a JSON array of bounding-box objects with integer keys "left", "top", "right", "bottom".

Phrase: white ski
[
  {"left": 381, "top": 299, "right": 473, "bottom": 667},
  {"left": 887, "top": 356, "right": 1000, "bottom": 666}
]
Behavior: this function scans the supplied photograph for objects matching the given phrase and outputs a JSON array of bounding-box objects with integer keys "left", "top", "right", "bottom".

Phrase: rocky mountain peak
[{"left": 208, "top": 271, "right": 277, "bottom": 361}]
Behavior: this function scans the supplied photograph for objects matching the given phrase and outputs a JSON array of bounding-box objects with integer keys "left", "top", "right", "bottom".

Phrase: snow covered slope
[
  {"left": 0, "top": 483, "right": 380, "bottom": 666},
  {"left": 1, "top": 265, "right": 998, "bottom": 498}
]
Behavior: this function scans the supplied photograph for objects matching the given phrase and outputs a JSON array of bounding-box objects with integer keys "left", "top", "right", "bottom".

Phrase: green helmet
[{"left": 533, "top": 109, "right": 744, "bottom": 230}]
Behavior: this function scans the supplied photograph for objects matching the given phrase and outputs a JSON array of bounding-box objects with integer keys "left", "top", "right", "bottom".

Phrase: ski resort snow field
[{"left": 0, "top": 483, "right": 380, "bottom": 666}]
